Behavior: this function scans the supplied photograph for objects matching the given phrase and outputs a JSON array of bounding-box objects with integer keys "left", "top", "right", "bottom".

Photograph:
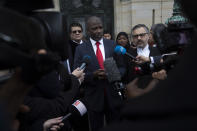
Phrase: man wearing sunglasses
[
  {"left": 67, "top": 22, "right": 84, "bottom": 73},
  {"left": 68, "top": 23, "right": 90, "bottom": 131},
  {"left": 69, "top": 22, "right": 84, "bottom": 59}
]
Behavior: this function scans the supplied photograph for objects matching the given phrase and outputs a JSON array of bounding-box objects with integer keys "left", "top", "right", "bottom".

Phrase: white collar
[
  {"left": 72, "top": 40, "right": 83, "bottom": 44},
  {"left": 137, "top": 44, "right": 149, "bottom": 51},
  {"left": 137, "top": 44, "right": 150, "bottom": 57},
  {"left": 90, "top": 38, "right": 103, "bottom": 46}
]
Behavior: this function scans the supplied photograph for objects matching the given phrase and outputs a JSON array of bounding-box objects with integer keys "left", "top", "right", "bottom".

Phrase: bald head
[
  {"left": 87, "top": 16, "right": 102, "bottom": 29},
  {"left": 86, "top": 16, "right": 103, "bottom": 41}
]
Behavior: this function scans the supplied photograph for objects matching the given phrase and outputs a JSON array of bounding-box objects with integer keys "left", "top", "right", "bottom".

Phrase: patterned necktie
[{"left": 96, "top": 41, "right": 104, "bottom": 69}]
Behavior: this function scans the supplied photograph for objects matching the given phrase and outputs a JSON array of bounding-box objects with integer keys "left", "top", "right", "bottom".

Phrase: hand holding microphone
[
  {"left": 115, "top": 45, "right": 159, "bottom": 65},
  {"left": 43, "top": 117, "right": 64, "bottom": 131},
  {"left": 72, "top": 55, "right": 91, "bottom": 83},
  {"left": 114, "top": 45, "right": 137, "bottom": 60},
  {"left": 104, "top": 57, "right": 126, "bottom": 100},
  {"left": 72, "top": 68, "right": 84, "bottom": 78},
  {"left": 72, "top": 68, "right": 85, "bottom": 84},
  {"left": 61, "top": 99, "right": 87, "bottom": 121},
  {"left": 135, "top": 55, "right": 150, "bottom": 64},
  {"left": 79, "top": 55, "right": 91, "bottom": 70}
]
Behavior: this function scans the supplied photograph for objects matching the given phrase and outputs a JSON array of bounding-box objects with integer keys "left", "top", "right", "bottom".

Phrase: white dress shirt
[
  {"left": 90, "top": 38, "right": 105, "bottom": 60},
  {"left": 137, "top": 44, "right": 150, "bottom": 57},
  {"left": 137, "top": 44, "right": 155, "bottom": 63}
]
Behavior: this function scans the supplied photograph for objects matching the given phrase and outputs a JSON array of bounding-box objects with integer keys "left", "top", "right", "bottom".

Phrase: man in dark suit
[
  {"left": 74, "top": 16, "right": 122, "bottom": 131},
  {"left": 67, "top": 22, "right": 84, "bottom": 73},
  {"left": 126, "top": 24, "right": 161, "bottom": 96},
  {"left": 67, "top": 22, "right": 90, "bottom": 131},
  {"left": 130, "top": 24, "right": 161, "bottom": 65}
]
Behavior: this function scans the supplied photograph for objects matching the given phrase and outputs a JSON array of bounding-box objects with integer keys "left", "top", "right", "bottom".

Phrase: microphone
[
  {"left": 104, "top": 57, "right": 126, "bottom": 100},
  {"left": 62, "top": 99, "right": 87, "bottom": 121},
  {"left": 114, "top": 45, "right": 137, "bottom": 60},
  {"left": 79, "top": 55, "right": 91, "bottom": 70},
  {"left": 104, "top": 57, "right": 121, "bottom": 83}
]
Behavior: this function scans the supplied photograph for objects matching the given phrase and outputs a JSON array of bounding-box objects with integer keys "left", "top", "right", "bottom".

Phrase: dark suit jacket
[
  {"left": 74, "top": 38, "right": 123, "bottom": 112},
  {"left": 127, "top": 46, "right": 161, "bottom": 88},
  {"left": 128, "top": 46, "right": 161, "bottom": 58},
  {"left": 67, "top": 40, "right": 78, "bottom": 71},
  {"left": 67, "top": 40, "right": 86, "bottom": 72}
]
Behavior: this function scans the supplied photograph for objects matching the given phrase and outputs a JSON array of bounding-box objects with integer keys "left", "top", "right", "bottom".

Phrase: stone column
[
  {"left": 53, "top": 0, "right": 60, "bottom": 11},
  {"left": 114, "top": 0, "right": 132, "bottom": 37}
]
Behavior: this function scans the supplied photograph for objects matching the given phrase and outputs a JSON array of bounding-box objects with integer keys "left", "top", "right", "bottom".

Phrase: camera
[
  {"left": 158, "top": 22, "right": 194, "bottom": 54},
  {"left": 0, "top": 8, "right": 67, "bottom": 84},
  {"left": 135, "top": 21, "right": 195, "bottom": 75}
]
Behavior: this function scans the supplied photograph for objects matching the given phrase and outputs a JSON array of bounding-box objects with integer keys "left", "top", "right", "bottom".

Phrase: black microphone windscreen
[
  {"left": 104, "top": 57, "right": 121, "bottom": 83},
  {"left": 65, "top": 99, "right": 87, "bottom": 121},
  {"left": 71, "top": 99, "right": 87, "bottom": 116},
  {"left": 69, "top": 105, "right": 81, "bottom": 117},
  {"left": 79, "top": 55, "right": 91, "bottom": 70}
]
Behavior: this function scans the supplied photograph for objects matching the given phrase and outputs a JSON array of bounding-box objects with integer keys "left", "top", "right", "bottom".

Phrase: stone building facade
[
  {"left": 114, "top": 0, "right": 173, "bottom": 36},
  {"left": 53, "top": 0, "right": 173, "bottom": 38}
]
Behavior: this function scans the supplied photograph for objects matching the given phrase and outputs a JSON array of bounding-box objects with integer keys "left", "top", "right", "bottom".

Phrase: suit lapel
[
  {"left": 149, "top": 46, "right": 152, "bottom": 56},
  {"left": 149, "top": 46, "right": 157, "bottom": 56},
  {"left": 86, "top": 40, "right": 100, "bottom": 69},
  {"left": 103, "top": 39, "right": 110, "bottom": 59},
  {"left": 130, "top": 48, "right": 137, "bottom": 57}
]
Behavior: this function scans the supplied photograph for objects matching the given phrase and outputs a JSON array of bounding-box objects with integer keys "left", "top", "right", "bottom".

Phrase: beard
[{"left": 136, "top": 41, "right": 146, "bottom": 48}]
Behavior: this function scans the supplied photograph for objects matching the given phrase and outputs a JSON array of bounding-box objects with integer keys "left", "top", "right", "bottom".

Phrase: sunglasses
[
  {"left": 132, "top": 33, "right": 148, "bottom": 38},
  {"left": 72, "top": 30, "right": 82, "bottom": 34}
]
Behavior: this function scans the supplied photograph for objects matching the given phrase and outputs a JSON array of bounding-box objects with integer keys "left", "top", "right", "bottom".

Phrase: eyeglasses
[
  {"left": 132, "top": 33, "right": 148, "bottom": 39},
  {"left": 72, "top": 30, "right": 82, "bottom": 34}
]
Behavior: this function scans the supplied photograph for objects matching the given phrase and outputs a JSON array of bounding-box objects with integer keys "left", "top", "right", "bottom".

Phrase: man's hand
[
  {"left": 78, "top": 73, "right": 85, "bottom": 84},
  {"left": 72, "top": 68, "right": 85, "bottom": 78},
  {"left": 93, "top": 69, "right": 106, "bottom": 80},
  {"left": 135, "top": 55, "right": 150, "bottom": 64},
  {"left": 152, "top": 69, "right": 167, "bottom": 80},
  {"left": 43, "top": 117, "right": 64, "bottom": 131},
  {"left": 72, "top": 68, "right": 85, "bottom": 84},
  {"left": 126, "top": 78, "right": 159, "bottom": 98},
  {"left": 125, "top": 78, "right": 143, "bottom": 98}
]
